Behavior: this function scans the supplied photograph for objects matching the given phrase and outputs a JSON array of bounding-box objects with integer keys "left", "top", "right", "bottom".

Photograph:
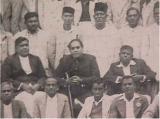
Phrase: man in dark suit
[
  {"left": 103, "top": 45, "right": 155, "bottom": 95},
  {"left": 0, "top": 81, "right": 30, "bottom": 118},
  {"left": 55, "top": 38, "right": 100, "bottom": 117},
  {"left": 2, "top": 37, "right": 46, "bottom": 94},
  {"left": 109, "top": 76, "right": 149, "bottom": 118}
]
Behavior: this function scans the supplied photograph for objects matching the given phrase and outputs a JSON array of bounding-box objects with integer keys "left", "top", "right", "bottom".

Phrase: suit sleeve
[
  {"left": 140, "top": 59, "right": 156, "bottom": 81},
  {"left": 81, "top": 56, "right": 100, "bottom": 84},
  {"left": 19, "top": 101, "right": 31, "bottom": 118},
  {"left": 103, "top": 64, "right": 119, "bottom": 83},
  {"left": 33, "top": 98, "right": 41, "bottom": 118},
  {"left": 37, "top": 57, "right": 46, "bottom": 78},
  {"left": 1, "top": 57, "right": 13, "bottom": 81},
  {"left": 142, "top": 95, "right": 159, "bottom": 118},
  {"left": 108, "top": 100, "right": 119, "bottom": 118},
  {"left": 63, "top": 96, "right": 71, "bottom": 118},
  {"left": 54, "top": 57, "right": 65, "bottom": 78}
]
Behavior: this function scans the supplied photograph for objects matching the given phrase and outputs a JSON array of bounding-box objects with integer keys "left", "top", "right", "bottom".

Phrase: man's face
[
  {"left": 25, "top": 16, "right": 39, "bottom": 33},
  {"left": 45, "top": 79, "right": 58, "bottom": 97},
  {"left": 154, "top": 7, "right": 159, "bottom": 25},
  {"left": 122, "top": 78, "right": 135, "bottom": 95},
  {"left": 16, "top": 40, "right": 29, "bottom": 57},
  {"left": 62, "top": 12, "right": 74, "bottom": 25},
  {"left": 1, "top": 84, "right": 13, "bottom": 103},
  {"left": 94, "top": 11, "right": 107, "bottom": 24},
  {"left": 127, "top": 9, "right": 140, "bottom": 27},
  {"left": 92, "top": 83, "right": 104, "bottom": 101},
  {"left": 69, "top": 41, "right": 83, "bottom": 58},
  {"left": 119, "top": 49, "right": 133, "bottom": 65}
]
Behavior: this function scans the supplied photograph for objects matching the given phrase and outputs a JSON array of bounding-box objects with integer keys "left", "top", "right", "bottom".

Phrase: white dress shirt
[
  {"left": 45, "top": 94, "right": 58, "bottom": 118},
  {"left": 19, "top": 56, "right": 32, "bottom": 74},
  {"left": 4, "top": 103, "right": 13, "bottom": 118}
]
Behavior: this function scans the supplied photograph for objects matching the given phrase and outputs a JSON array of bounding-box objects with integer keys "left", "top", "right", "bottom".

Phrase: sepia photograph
[{"left": 0, "top": 0, "right": 159, "bottom": 118}]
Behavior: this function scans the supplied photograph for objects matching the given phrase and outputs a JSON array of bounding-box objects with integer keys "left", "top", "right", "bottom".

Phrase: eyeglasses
[{"left": 71, "top": 46, "right": 81, "bottom": 50}]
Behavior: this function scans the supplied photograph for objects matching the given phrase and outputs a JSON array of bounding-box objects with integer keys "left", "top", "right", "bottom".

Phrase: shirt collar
[
  {"left": 119, "top": 93, "right": 140, "bottom": 102},
  {"left": 93, "top": 95, "right": 104, "bottom": 106},
  {"left": 116, "top": 60, "right": 136, "bottom": 68}
]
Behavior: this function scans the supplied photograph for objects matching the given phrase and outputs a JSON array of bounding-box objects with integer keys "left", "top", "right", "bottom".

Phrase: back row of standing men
[{"left": 1, "top": 0, "right": 159, "bottom": 118}]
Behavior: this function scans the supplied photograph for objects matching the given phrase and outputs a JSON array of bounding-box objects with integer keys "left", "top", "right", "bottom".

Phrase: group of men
[{"left": 0, "top": 0, "right": 159, "bottom": 118}]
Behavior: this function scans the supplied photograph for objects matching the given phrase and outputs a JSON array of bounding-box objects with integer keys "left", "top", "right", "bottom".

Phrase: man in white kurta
[
  {"left": 143, "top": 1, "right": 159, "bottom": 80},
  {"left": 119, "top": 7, "right": 148, "bottom": 59},
  {"left": 12, "top": 12, "right": 56, "bottom": 76},
  {"left": 38, "top": 0, "right": 65, "bottom": 32},
  {"left": 78, "top": 2, "right": 120, "bottom": 77},
  {"left": 54, "top": 7, "right": 79, "bottom": 69},
  {"left": 106, "top": 0, "right": 141, "bottom": 29}
]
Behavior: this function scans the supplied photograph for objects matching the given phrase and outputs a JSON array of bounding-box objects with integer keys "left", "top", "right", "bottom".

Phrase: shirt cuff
[
  {"left": 115, "top": 76, "right": 122, "bottom": 83},
  {"left": 17, "top": 83, "right": 23, "bottom": 90}
]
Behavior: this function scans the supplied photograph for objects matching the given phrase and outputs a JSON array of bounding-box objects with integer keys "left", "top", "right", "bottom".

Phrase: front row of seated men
[{"left": 1, "top": 36, "right": 159, "bottom": 118}]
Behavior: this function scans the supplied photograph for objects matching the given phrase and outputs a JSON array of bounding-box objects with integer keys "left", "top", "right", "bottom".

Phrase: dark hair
[
  {"left": 15, "top": 37, "right": 29, "bottom": 47},
  {"left": 154, "top": 1, "right": 159, "bottom": 10},
  {"left": 67, "top": 39, "right": 84, "bottom": 49},
  {"left": 121, "top": 75, "right": 135, "bottom": 84},
  {"left": 92, "top": 78, "right": 105, "bottom": 88},
  {"left": 120, "top": 45, "right": 133, "bottom": 53},
  {"left": 127, "top": 7, "right": 140, "bottom": 16},
  {"left": 1, "top": 81, "right": 14, "bottom": 89},
  {"left": 24, "top": 12, "right": 39, "bottom": 21}
]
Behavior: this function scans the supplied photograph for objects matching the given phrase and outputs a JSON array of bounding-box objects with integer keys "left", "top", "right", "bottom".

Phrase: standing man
[
  {"left": 103, "top": 45, "right": 155, "bottom": 95},
  {"left": 109, "top": 76, "right": 149, "bottom": 118},
  {"left": 142, "top": 1, "right": 159, "bottom": 99},
  {"left": 55, "top": 39, "right": 100, "bottom": 117},
  {"left": 78, "top": 2, "right": 120, "bottom": 77},
  {"left": 119, "top": 7, "right": 148, "bottom": 59},
  {"left": 54, "top": 6, "right": 79, "bottom": 69},
  {"left": 12, "top": 12, "right": 56, "bottom": 76},
  {"left": 33, "top": 77, "right": 71, "bottom": 118},
  {"left": 0, "top": 81, "right": 30, "bottom": 118}
]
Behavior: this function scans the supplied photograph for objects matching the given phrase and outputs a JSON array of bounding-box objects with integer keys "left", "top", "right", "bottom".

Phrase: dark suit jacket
[
  {"left": 55, "top": 53, "right": 100, "bottom": 85},
  {"left": 109, "top": 93, "right": 149, "bottom": 118},
  {"left": 2, "top": 54, "right": 46, "bottom": 88},
  {"left": 103, "top": 58, "right": 155, "bottom": 95},
  {"left": 55, "top": 54, "right": 100, "bottom": 97},
  {"left": 0, "top": 99, "right": 31, "bottom": 118}
]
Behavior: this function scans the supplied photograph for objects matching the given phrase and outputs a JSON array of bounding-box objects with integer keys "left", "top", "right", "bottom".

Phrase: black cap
[
  {"left": 94, "top": 2, "right": 108, "bottom": 13},
  {"left": 63, "top": 7, "right": 75, "bottom": 14}
]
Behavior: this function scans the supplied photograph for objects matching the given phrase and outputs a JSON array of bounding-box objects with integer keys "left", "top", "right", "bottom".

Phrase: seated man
[
  {"left": 142, "top": 92, "right": 159, "bottom": 118},
  {"left": 1, "top": 37, "right": 46, "bottom": 116},
  {"left": 109, "top": 76, "right": 149, "bottom": 118},
  {"left": 55, "top": 38, "right": 100, "bottom": 117},
  {"left": 78, "top": 79, "right": 116, "bottom": 118},
  {"left": 0, "top": 81, "right": 30, "bottom": 118},
  {"left": 103, "top": 45, "right": 155, "bottom": 95},
  {"left": 33, "top": 77, "right": 71, "bottom": 118}
]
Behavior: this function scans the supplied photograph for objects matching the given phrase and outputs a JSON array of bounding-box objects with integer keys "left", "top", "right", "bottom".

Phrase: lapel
[
  {"left": 28, "top": 54, "right": 35, "bottom": 73},
  {"left": 117, "top": 100, "right": 126, "bottom": 118},
  {"left": 130, "top": 65, "right": 137, "bottom": 74},
  {"left": 14, "top": 54, "right": 24, "bottom": 72},
  {"left": 133, "top": 98, "right": 143, "bottom": 117},
  {"left": 12, "top": 100, "right": 18, "bottom": 118}
]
